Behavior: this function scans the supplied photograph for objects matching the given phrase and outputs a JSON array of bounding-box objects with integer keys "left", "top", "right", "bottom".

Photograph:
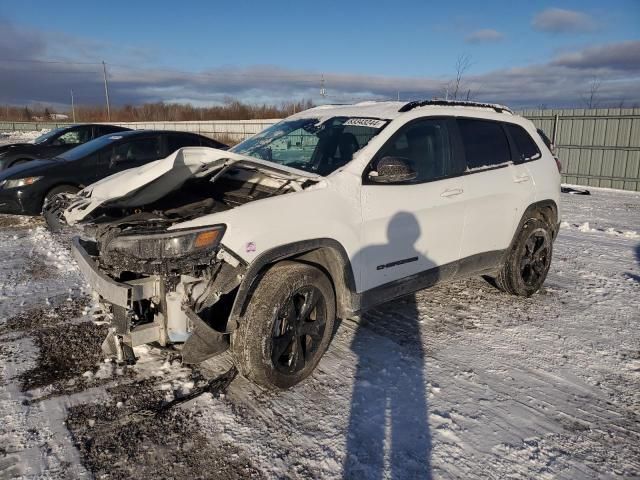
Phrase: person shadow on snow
[{"left": 344, "top": 212, "right": 433, "bottom": 479}]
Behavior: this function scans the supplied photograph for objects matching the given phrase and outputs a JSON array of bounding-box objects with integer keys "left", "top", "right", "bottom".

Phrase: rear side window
[
  {"left": 96, "top": 125, "right": 126, "bottom": 137},
  {"left": 505, "top": 123, "right": 541, "bottom": 162},
  {"left": 166, "top": 134, "right": 201, "bottom": 153},
  {"left": 201, "top": 137, "right": 227, "bottom": 149},
  {"left": 457, "top": 119, "right": 511, "bottom": 170},
  {"left": 112, "top": 137, "right": 161, "bottom": 164},
  {"left": 537, "top": 128, "right": 553, "bottom": 151}
]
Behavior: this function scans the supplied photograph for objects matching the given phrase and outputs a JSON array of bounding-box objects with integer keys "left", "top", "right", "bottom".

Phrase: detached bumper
[
  {"left": 71, "top": 236, "right": 159, "bottom": 308},
  {"left": 72, "top": 236, "right": 166, "bottom": 356},
  {"left": 71, "top": 236, "right": 233, "bottom": 363}
]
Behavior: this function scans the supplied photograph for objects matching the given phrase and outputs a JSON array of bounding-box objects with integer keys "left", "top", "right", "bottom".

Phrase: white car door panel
[{"left": 359, "top": 117, "right": 466, "bottom": 292}]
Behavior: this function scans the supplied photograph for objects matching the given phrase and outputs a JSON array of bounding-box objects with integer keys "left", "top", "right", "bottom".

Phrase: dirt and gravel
[{"left": 1, "top": 186, "right": 639, "bottom": 479}]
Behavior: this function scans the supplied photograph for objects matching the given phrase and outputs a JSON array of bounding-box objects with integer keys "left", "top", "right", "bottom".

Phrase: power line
[{"left": 0, "top": 58, "right": 103, "bottom": 65}]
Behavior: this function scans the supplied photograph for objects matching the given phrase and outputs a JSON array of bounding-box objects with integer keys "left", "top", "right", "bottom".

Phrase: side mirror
[{"left": 368, "top": 156, "right": 417, "bottom": 183}]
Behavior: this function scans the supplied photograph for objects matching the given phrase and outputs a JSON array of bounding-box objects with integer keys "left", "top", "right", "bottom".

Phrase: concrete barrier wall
[
  {"left": 2, "top": 109, "right": 639, "bottom": 191},
  {"left": 0, "top": 119, "right": 280, "bottom": 144}
]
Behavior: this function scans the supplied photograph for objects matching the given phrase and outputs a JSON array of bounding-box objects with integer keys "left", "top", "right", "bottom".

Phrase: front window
[
  {"left": 53, "top": 127, "right": 90, "bottom": 146},
  {"left": 57, "top": 134, "right": 127, "bottom": 161},
  {"left": 230, "top": 117, "right": 388, "bottom": 175},
  {"left": 33, "top": 127, "right": 66, "bottom": 144}
]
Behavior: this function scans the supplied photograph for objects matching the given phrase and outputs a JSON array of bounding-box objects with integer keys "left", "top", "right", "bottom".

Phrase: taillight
[{"left": 554, "top": 156, "right": 562, "bottom": 173}]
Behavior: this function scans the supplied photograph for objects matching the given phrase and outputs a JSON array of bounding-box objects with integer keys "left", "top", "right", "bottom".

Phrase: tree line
[{"left": 0, "top": 99, "right": 315, "bottom": 122}]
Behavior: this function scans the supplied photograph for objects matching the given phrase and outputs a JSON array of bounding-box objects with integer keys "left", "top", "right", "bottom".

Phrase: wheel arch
[
  {"left": 44, "top": 183, "right": 82, "bottom": 196},
  {"left": 9, "top": 156, "right": 35, "bottom": 167},
  {"left": 511, "top": 199, "right": 559, "bottom": 250},
  {"left": 228, "top": 238, "right": 357, "bottom": 328}
]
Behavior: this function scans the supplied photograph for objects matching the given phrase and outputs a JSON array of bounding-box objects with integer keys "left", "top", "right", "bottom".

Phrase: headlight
[
  {"left": 2, "top": 176, "right": 43, "bottom": 189},
  {"left": 106, "top": 226, "right": 226, "bottom": 260}
]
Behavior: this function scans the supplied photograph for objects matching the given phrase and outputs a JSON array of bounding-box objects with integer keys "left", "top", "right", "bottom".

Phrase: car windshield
[
  {"left": 57, "top": 134, "right": 125, "bottom": 161},
  {"left": 230, "top": 116, "right": 388, "bottom": 175},
  {"left": 33, "top": 127, "right": 66, "bottom": 144}
]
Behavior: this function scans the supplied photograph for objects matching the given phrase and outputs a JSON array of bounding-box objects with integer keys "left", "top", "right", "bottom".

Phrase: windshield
[
  {"left": 57, "top": 134, "right": 124, "bottom": 161},
  {"left": 34, "top": 127, "right": 66, "bottom": 144},
  {"left": 230, "top": 116, "right": 388, "bottom": 175}
]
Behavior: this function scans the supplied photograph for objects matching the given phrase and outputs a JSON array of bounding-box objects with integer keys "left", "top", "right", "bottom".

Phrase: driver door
[{"left": 359, "top": 117, "right": 466, "bottom": 292}]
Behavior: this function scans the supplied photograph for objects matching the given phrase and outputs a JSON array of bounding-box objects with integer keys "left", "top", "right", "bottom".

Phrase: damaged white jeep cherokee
[{"left": 48, "top": 100, "right": 561, "bottom": 389}]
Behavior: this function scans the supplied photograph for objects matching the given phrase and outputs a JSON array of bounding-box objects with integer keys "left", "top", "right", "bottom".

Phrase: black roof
[
  {"left": 98, "top": 129, "right": 206, "bottom": 138},
  {"left": 56, "top": 123, "right": 130, "bottom": 129}
]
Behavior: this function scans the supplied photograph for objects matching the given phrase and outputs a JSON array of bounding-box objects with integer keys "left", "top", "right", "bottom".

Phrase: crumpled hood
[{"left": 62, "top": 146, "right": 319, "bottom": 225}]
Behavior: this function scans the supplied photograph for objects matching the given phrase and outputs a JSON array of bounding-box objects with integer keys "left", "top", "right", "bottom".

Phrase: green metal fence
[
  {"left": 3, "top": 108, "right": 640, "bottom": 191},
  {"left": 519, "top": 108, "right": 640, "bottom": 191}
]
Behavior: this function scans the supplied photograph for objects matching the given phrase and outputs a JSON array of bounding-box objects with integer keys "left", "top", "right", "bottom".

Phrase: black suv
[
  {"left": 0, "top": 130, "right": 227, "bottom": 215},
  {"left": 0, "top": 124, "right": 131, "bottom": 170}
]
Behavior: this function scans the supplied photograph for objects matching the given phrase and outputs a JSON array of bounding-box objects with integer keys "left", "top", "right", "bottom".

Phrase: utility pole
[
  {"left": 320, "top": 74, "right": 326, "bottom": 99},
  {"left": 70, "top": 89, "right": 76, "bottom": 123},
  {"left": 102, "top": 61, "right": 111, "bottom": 121}
]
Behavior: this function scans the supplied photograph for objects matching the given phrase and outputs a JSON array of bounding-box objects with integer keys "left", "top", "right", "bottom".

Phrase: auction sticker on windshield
[{"left": 343, "top": 118, "right": 387, "bottom": 128}]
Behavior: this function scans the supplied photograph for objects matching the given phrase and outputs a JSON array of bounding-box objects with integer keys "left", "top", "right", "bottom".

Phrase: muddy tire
[
  {"left": 493, "top": 214, "right": 553, "bottom": 297},
  {"left": 231, "top": 261, "right": 336, "bottom": 390}
]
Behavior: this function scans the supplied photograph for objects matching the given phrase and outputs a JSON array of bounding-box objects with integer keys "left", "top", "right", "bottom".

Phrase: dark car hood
[
  {"left": 0, "top": 143, "right": 37, "bottom": 154},
  {"left": 0, "top": 159, "right": 58, "bottom": 181}
]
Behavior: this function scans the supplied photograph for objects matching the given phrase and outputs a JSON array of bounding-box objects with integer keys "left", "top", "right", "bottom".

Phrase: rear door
[
  {"left": 504, "top": 121, "right": 547, "bottom": 208},
  {"left": 457, "top": 118, "right": 535, "bottom": 260},
  {"left": 359, "top": 117, "right": 467, "bottom": 291}
]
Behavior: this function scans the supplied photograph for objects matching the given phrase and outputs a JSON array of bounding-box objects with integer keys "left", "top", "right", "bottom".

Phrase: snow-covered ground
[
  {"left": 0, "top": 187, "right": 638, "bottom": 479},
  {"left": 0, "top": 130, "right": 47, "bottom": 145}
]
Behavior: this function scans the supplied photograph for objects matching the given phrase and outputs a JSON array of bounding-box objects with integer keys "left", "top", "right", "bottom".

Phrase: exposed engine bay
[{"left": 59, "top": 155, "right": 316, "bottom": 365}]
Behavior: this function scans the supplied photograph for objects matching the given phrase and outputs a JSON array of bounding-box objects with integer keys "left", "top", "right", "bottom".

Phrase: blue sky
[{"left": 0, "top": 0, "right": 638, "bottom": 107}]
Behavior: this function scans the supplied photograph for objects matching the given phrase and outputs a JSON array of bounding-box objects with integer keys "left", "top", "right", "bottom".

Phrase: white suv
[{"left": 53, "top": 100, "right": 561, "bottom": 389}]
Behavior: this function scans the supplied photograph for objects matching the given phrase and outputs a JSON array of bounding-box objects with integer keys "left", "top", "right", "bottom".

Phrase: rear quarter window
[
  {"left": 457, "top": 118, "right": 511, "bottom": 170},
  {"left": 505, "top": 123, "right": 541, "bottom": 162}
]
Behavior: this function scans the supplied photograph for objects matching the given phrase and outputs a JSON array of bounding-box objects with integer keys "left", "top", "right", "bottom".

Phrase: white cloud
[
  {"left": 532, "top": 8, "right": 597, "bottom": 33},
  {"left": 464, "top": 29, "right": 504, "bottom": 44},
  {"left": 0, "top": 17, "right": 638, "bottom": 108}
]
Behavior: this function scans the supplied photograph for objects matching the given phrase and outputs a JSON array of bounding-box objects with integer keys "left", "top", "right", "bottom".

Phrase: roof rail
[{"left": 399, "top": 99, "right": 513, "bottom": 114}]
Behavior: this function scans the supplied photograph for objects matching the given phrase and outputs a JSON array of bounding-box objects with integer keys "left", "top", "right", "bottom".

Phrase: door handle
[
  {"left": 514, "top": 174, "right": 530, "bottom": 183},
  {"left": 440, "top": 188, "right": 464, "bottom": 197}
]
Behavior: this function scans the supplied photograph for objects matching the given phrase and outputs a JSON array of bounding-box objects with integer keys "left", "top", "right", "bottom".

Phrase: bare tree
[
  {"left": 442, "top": 54, "right": 473, "bottom": 100},
  {"left": 581, "top": 77, "right": 602, "bottom": 109},
  {"left": 453, "top": 54, "right": 472, "bottom": 100}
]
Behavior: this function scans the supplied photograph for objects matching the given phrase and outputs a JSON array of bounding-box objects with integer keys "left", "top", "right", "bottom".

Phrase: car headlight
[
  {"left": 2, "top": 176, "right": 43, "bottom": 189},
  {"left": 106, "top": 226, "right": 226, "bottom": 260}
]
